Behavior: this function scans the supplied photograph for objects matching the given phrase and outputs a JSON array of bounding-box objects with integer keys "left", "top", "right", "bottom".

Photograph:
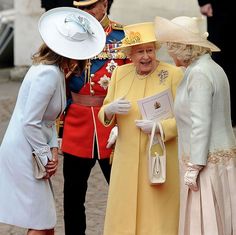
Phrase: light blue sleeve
[
  {"left": 188, "top": 71, "right": 213, "bottom": 165},
  {"left": 22, "top": 66, "right": 58, "bottom": 165}
]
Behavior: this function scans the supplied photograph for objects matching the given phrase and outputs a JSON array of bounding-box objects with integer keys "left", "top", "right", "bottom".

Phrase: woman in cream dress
[
  {"left": 99, "top": 22, "right": 183, "bottom": 235},
  {"left": 0, "top": 7, "right": 105, "bottom": 235},
  {"left": 155, "top": 16, "right": 236, "bottom": 235}
]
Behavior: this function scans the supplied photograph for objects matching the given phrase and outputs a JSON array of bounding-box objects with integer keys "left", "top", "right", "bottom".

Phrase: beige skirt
[{"left": 179, "top": 153, "right": 236, "bottom": 235}]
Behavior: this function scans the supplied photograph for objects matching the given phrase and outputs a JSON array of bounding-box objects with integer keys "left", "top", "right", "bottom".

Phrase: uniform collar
[{"left": 100, "top": 13, "right": 110, "bottom": 29}]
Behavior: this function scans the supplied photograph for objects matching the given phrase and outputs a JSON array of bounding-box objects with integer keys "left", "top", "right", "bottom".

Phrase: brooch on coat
[
  {"left": 98, "top": 75, "right": 110, "bottom": 90},
  {"left": 106, "top": 59, "right": 118, "bottom": 74},
  {"left": 158, "top": 70, "right": 169, "bottom": 84}
]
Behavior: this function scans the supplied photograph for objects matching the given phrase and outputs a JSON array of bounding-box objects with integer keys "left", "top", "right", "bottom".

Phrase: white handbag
[{"left": 148, "top": 122, "right": 166, "bottom": 185}]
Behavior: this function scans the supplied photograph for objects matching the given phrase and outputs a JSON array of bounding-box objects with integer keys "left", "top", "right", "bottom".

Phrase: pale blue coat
[
  {"left": 174, "top": 54, "right": 236, "bottom": 165},
  {"left": 0, "top": 64, "right": 66, "bottom": 229},
  {"left": 175, "top": 53, "right": 236, "bottom": 235}
]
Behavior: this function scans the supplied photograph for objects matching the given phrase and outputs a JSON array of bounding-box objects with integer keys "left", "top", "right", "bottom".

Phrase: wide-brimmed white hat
[
  {"left": 38, "top": 7, "right": 106, "bottom": 60},
  {"left": 155, "top": 16, "right": 220, "bottom": 52}
]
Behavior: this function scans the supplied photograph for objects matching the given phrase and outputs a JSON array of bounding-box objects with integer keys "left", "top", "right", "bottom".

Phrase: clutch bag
[{"left": 32, "top": 153, "right": 47, "bottom": 179}]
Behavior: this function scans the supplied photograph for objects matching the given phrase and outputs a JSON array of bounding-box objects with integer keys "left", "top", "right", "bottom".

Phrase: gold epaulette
[
  {"left": 56, "top": 117, "right": 64, "bottom": 137},
  {"left": 111, "top": 22, "right": 124, "bottom": 30}
]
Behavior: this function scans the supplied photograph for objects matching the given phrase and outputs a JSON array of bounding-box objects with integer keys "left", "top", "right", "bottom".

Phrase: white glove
[
  {"left": 184, "top": 162, "right": 203, "bottom": 191},
  {"left": 135, "top": 120, "right": 159, "bottom": 134},
  {"left": 105, "top": 97, "right": 131, "bottom": 117},
  {"left": 106, "top": 126, "right": 118, "bottom": 148}
]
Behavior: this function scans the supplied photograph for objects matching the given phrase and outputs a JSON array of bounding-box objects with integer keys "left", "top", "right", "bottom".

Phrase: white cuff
[{"left": 33, "top": 146, "right": 52, "bottom": 166}]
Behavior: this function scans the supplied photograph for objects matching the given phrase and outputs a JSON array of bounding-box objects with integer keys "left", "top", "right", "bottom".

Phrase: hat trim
[
  {"left": 158, "top": 38, "right": 220, "bottom": 52},
  {"left": 116, "top": 39, "right": 158, "bottom": 50},
  {"left": 73, "top": 0, "right": 98, "bottom": 7}
]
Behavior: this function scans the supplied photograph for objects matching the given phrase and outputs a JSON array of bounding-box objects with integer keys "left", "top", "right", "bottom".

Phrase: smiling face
[{"left": 129, "top": 42, "right": 157, "bottom": 75}]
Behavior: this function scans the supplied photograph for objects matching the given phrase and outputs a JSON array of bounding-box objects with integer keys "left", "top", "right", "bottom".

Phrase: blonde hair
[
  {"left": 166, "top": 42, "right": 211, "bottom": 65},
  {"left": 32, "top": 43, "right": 87, "bottom": 76},
  {"left": 32, "top": 43, "right": 68, "bottom": 71}
]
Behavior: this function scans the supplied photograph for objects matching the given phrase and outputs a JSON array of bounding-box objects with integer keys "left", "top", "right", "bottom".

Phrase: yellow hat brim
[{"left": 116, "top": 40, "right": 158, "bottom": 50}]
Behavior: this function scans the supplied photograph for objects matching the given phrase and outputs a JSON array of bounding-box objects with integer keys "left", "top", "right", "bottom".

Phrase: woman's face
[
  {"left": 168, "top": 51, "right": 183, "bottom": 67},
  {"left": 130, "top": 42, "right": 157, "bottom": 75}
]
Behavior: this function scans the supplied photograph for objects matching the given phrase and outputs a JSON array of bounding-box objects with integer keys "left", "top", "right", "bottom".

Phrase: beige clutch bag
[{"left": 32, "top": 153, "right": 47, "bottom": 179}]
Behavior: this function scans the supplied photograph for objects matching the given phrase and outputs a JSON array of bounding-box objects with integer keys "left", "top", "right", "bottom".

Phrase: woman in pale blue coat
[
  {"left": 155, "top": 16, "right": 236, "bottom": 235},
  {"left": 0, "top": 7, "right": 105, "bottom": 235}
]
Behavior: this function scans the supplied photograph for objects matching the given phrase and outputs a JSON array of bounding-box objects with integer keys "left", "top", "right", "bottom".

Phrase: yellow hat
[
  {"left": 73, "top": 0, "right": 99, "bottom": 7},
  {"left": 117, "top": 22, "right": 158, "bottom": 50}
]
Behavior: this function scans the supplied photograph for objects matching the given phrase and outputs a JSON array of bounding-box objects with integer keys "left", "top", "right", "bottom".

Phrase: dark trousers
[{"left": 63, "top": 148, "right": 111, "bottom": 235}]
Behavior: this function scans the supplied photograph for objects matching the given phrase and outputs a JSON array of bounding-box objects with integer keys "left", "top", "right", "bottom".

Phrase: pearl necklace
[
  {"left": 135, "top": 68, "right": 156, "bottom": 80},
  {"left": 135, "top": 72, "right": 150, "bottom": 80},
  {"left": 135, "top": 62, "right": 159, "bottom": 80}
]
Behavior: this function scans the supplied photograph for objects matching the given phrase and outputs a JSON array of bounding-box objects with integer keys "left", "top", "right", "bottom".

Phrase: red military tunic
[{"left": 61, "top": 16, "right": 129, "bottom": 159}]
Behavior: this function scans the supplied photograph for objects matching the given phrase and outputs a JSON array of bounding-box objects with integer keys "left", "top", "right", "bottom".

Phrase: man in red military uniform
[{"left": 61, "top": 0, "right": 129, "bottom": 234}]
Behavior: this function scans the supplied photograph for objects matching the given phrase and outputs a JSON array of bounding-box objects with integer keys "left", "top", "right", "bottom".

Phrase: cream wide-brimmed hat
[
  {"left": 155, "top": 16, "right": 220, "bottom": 52},
  {"left": 38, "top": 7, "right": 106, "bottom": 60},
  {"left": 73, "top": 0, "right": 99, "bottom": 7},
  {"left": 116, "top": 22, "right": 159, "bottom": 50}
]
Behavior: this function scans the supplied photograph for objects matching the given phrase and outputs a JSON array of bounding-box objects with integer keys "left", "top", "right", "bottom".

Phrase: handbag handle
[{"left": 149, "top": 121, "right": 166, "bottom": 156}]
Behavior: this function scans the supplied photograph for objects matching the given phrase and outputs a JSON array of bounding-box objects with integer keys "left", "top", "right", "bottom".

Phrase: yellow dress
[{"left": 99, "top": 62, "right": 183, "bottom": 235}]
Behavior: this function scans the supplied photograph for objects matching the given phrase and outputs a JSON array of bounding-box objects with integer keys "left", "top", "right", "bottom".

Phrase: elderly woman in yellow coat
[{"left": 98, "top": 22, "right": 183, "bottom": 235}]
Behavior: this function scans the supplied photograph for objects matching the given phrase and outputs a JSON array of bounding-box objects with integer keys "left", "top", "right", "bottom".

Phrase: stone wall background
[
  {"left": 0, "top": 0, "right": 205, "bottom": 67},
  {"left": 0, "top": 0, "right": 13, "bottom": 11}
]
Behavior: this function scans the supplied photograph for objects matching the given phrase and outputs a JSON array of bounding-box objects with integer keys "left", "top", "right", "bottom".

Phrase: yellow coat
[{"left": 99, "top": 62, "right": 183, "bottom": 235}]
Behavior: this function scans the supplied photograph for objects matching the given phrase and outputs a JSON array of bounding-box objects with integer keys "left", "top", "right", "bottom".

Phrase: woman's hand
[
  {"left": 184, "top": 162, "right": 203, "bottom": 191},
  {"left": 135, "top": 120, "right": 159, "bottom": 134},
  {"left": 44, "top": 147, "right": 59, "bottom": 179},
  {"left": 105, "top": 97, "right": 131, "bottom": 120},
  {"left": 106, "top": 126, "right": 118, "bottom": 148}
]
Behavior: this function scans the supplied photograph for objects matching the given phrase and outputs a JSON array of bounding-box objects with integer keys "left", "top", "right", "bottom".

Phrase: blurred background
[
  {"left": 0, "top": 0, "right": 203, "bottom": 76},
  {"left": 0, "top": 1, "right": 232, "bottom": 235}
]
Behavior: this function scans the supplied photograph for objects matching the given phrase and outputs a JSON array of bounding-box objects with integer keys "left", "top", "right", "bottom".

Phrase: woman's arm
[
  {"left": 188, "top": 71, "right": 213, "bottom": 165},
  {"left": 22, "top": 66, "right": 58, "bottom": 166}
]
